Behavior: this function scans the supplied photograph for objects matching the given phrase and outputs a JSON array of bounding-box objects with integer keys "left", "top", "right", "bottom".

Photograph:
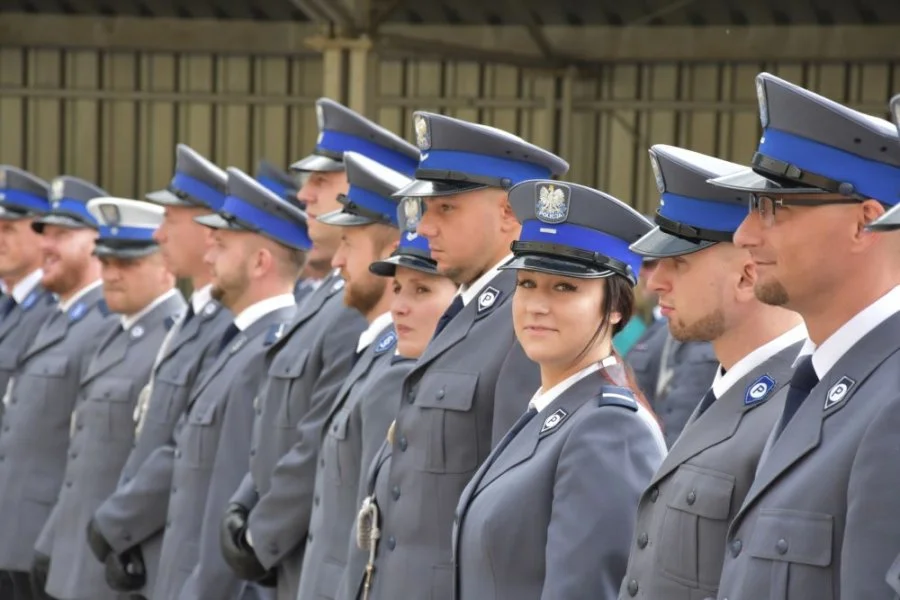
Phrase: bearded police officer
[
  {"left": 225, "top": 99, "right": 416, "bottom": 600},
  {"left": 88, "top": 144, "right": 233, "bottom": 599},
  {"left": 0, "top": 176, "right": 116, "bottom": 600},
  {"left": 707, "top": 73, "right": 900, "bottom": 600},
  {"left": 619, "top": 145, "right": 806, "bottom": 600},
  {"left": 34, "top": 198, "right": 185, "bottom": 600},
  {"left": 0, "top": 168, "right": 57, "bottom": 404},
  {"left": 348, "top": 113, "right": 567, "bottom": 600},
  {"left": 153, "top": 168, "right": 304, "bottom": 600}
]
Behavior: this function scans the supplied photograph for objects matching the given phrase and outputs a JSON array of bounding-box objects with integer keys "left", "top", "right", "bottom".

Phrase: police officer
[
  {"left": 619, "top": 145, "right": 807, "bottom": 600},
  {"left": 453, "top": 180, "right": 665, "bottom": 599},
  {"left": 262, "top": 150, "right": 401, "bottom": 600},
  {"left": 226, "top": 99, "right": 417, "bottom": 600},
  {"left": 708, "top": 72, "right": 900, "bottom": 600},
  {"left": 154, "top": 168, "right": 303, "bottom": 600},
  {"left": 350, "top": 113, "right": 567, "bottom": 600},
  {"left": 0, "top": 176, "right": 116, "bottom": 600},
  {"left": 88, "top": 145, "right": 233, "bottom": 600},
  {"left": 33, "top": 198, "right": 185, "bottom": 600},
  {"left": 0, "top": 168, "right": 57, "bottom": 402}
]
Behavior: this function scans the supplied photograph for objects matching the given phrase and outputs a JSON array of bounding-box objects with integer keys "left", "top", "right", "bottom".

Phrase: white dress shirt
[
  {"left": 711, "top": 324, "right": 808, "bottom": 399},
  {"left": 58, "top": 280, "right": 102, "bottom": 313},
  {"left": 120, "top": 288, "right": 181, "bottom": 331},
  {"left": 356, "top": 311, "right": 393, "bottom": 354},
  {"left": 458, "top": 254, "right": 513, "bottom": 307},
  {"left": 233, "top": 293, "right": 296, "bottom": 331},
  {"left": 11, "top": 269, "right": 43, "bottom": 304},
  {"left": 190, "top": 284, "right": 214, "bottom": 315}
]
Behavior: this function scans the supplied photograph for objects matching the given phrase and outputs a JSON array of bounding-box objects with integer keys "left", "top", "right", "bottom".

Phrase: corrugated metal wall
[{"left": 0, "top": 45, "right": 897, "bottom": 212}]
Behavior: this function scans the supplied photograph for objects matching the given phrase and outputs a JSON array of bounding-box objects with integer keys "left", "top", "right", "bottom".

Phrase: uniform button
[
  {"left": 627, "top": 579, "right": 638, "bottom": 596},
  {"left": 776, "top": 538, "right": 788, "bottom": 554},
  {"left": 686, "top": 491, "right": 696, "bottom": 505},
  {"left": 637, "top": 533, "right": 648, "bottom": 549},
  {"left": 2, "top": 426, "right": 8, "bottom": 433},
  {"left": 0, "top": 456, "right": 5, "bottom": 461},
  {"left": 76, "top": 424, "right": 83, "bottom": 431},
  {"left": 255, "top": 409, "right": 262, "bottom": 416},
  {"left": 9, "top": 398, "right": 15, "bottom": 405},
  {"left": 387, "top": 536, "right": 396, "bottom": 550},
  {"left": 65, "top": 481, "right": 72, "bottom": 488},
  {"left": 391, "top": 486, "right": 400, "bottom": 500},
  {"left": 268, "top": 543, "right": 279, "bottom": 556},
  {"left": 649, "top": 488, "right": 659, "bottom": 502},
  {"left": 314, "top": 496, "right": 320, "bottom": 506},
  {"left": 406, "top": 390, "right": 415, "bottom": 404},
  {"left": 307, "top": 533, "right": 313, "bottom": 542},
  {"left": 320, "top": 458, "right": 325, "bottom": 467},
  {"left": 171, "top": 487, "right": 177, "bottom": 494},
  {"left": 730, "top": 539, "right": 742, "bottom": 557},
  {"left": 333, "top": 423, "right": 339, "bottom": 433},
  {"left": 399, "top": 436, "right": 408, "bottom": 451},
  {"left": 69, "top": 452, "right": 77, "bottom": 459},
  {"left": 124, "top": 534, "right": 132, "bottom": 542},
  {"left": 174, "top": 450, "right": 181, "bottom": 459},
  {"left": 436, "top": 388, "right": 445, "bottom": 400},
  {"left": 123, "top": 476, "right": 130, "bottom": 483},
  {"left": 250, "top": 449, "right": 256, "bottom": 457},
  {"left": 165, "top": 520, "right": 171, "bottom": 528}
]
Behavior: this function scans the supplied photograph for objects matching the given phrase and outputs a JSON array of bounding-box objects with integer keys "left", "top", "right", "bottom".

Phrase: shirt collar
[
  {"left": 711, "top": 324, "right": 808, "bottom": 399},
  {"left": 121, "top": 288, "right": 180, "bottom": 331},
  {"left": 58, "top": 280, "right": 102, "bottom": 313},
  {"left": 528, "top": 355, "right": 618, "bottom": 413},
  {"left": 458, "top": 253, "right": 513, "bottom": 307},
  {"left": 11, "top": 269, "right": 43, "bottom": 304},
  {"left": 793, "top": 284, "right": 900, "bottom": 379},
  {"left": 190, "top": 284, "right": 215, "bottom": 315},
  {"left": 356, "top": 311, "right": 393, "bottom": 354},
  {"left": 233, "top": 293, "right": 296, "bottom": 332}
]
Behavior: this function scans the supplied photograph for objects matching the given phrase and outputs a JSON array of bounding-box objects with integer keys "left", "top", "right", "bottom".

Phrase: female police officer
[{"left": 452, "top": 180, "right": 667, "bottom": 600}]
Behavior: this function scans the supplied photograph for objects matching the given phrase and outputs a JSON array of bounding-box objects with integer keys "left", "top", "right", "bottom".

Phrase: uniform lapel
[
  {"left": 157, "top": 304, "right": 206, "bottom": 366},
  {"left": 22, "top": 286, "right": 104, "bottom": 359},
  {"left": 649, "top": 341, "right": 802, "bottom": 486},
  {"left": 271, "top": 274, "right": 345, "bottom": 357},
  {"left": 324, "top": 324, "right": 393, "bottom": 425},
  {"left": 734, "top": 311, "right": 900, "bottom": 527}
]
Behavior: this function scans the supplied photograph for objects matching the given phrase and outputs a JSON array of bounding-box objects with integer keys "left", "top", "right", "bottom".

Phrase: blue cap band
[
  {"left": 658, "top": 192, "right": 747, "bottom": 233},
  {"left": 54, "top": 198, "right": 98, "bottom": 227},
  {"left": 171, "top": 172, "right": 226, "bottom": 211},
  {"left": 520, "top": 219, "right": 642, "bottom": 277},
  {"left": 419, "top": 149, "right": 551, "bottom": 186},
  {"left": 257, "top": 175, "right": 294, "bottom": 200},
  {"left": 98, "top": 225, "right": 156, "bottom": 241},
  {"left": 0, "top": 189, "right": 50, "bottom": 214},
  {"left": 347, "top": 186, "right": 399, "bottom": 226},
  {"left": 760, "top": 128, "right": 900, "bottom": 205},
  {"left": 222, "top": 195, "right": 312, "bottom": 250},
  {"left": 399, "top": 232, "right": 430, "bottom": 253},
  {"left": 318, "top": 130, "right": 418, "bottom": 177}
]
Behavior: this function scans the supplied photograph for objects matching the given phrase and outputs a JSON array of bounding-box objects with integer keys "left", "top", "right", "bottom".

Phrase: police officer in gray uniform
[
  {"left": 453, "top": 180, "right": 666, "bottom": 600},
  {"left": 0, "top": 176, "right": 116, "bottom": 600},
  {"left": 619, "top": 145, "right": 807, "bottom": 600},
  {"left": 223, "top": 99, "right": 415, "bottom": 600},
  {"left": 0, "top": 167, "right": 57, "bottom": 401},
  {"left": 708, "top": 72, "right": 900, "bottom": 600},
  {"left": 154, "top": 168, "right": 303, "bottom": 600},
  {"left": 88, "top": 145, "right": 233, "bottom": 600},
  {"left": 34, "top": 197, "right": 185, "bottom": 600},
  {"left": 627, "top": 311, "right": 718, "bottom": 447},
  {"left": 349, "top": 113, "right": 567, "bottom": 600},
  {"left": 289, "top": 151, "right": 407, "bottom": 600}
]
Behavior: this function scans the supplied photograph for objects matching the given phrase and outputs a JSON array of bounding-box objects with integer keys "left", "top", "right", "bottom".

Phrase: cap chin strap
[{"left": 653, "top": 212, "right": 734, "bottom": 244}]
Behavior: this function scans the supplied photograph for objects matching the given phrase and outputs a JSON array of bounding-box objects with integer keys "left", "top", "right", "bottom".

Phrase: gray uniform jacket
[
  {"left": 717, "top": 311, "right": 900, "bottom": 600},
  {"left": 153, "top": 304, "right": 295, "bottom": 600},
  {"left": 93, "top": 297, "right": 231, "bottom": 599},
  {"left": 0, "top": 283, "right": 57, "bottom": 400},
  {"left": 887, "top": 554, "right": 900, "bottom": 598},
  {"left": 354, "top": 269, "right": 541, "bottom": 600},
  {"left": 36, "top": 292, "right": 185, "bottom": 600},
  {"left": 0, "top": 284, "right": 116, "bottom": 572},
  {"left": 297, "top": 327, "right": 404, "bottom": 600},
  {"left": 619, "top": 340, "right": 802, "bottom": 600},
  {"left": 627, "top": 319, "right": 719, "bottom": 447},
  {"left": 238, "top": 276, "right": 365, "bottom": 600},
  {"left": 453, "top": 367, "right": 665, "bottom": 600}
]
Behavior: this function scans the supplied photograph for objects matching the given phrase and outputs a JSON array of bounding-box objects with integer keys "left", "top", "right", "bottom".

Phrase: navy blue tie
[
  {"left": 0, "top": 296, "right": 17, "bottom": 319},
  {"left": 432, "top": 295, "right": 464, "bottom": 340},
  {"left": 218, "top": 323, "right": 240, "bottom": 354},
  {"left": 695, "top": 388, "right": 717, "bottom": 418},
  {"left": 776, "top": 355, "right": 819, "bottom": 437},
  {"left": 181, "top": 304, "right": 195, "bottom": 326}
]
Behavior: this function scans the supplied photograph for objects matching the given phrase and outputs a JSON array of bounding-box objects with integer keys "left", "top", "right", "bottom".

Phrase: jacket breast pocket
[
  {"left": 183, "top": 398, "right": 219, "bottom": 468},
  {"left": 325, "top": 408, "right": 352, "bottom": 485},
  {"left": 147, "top": 363, "right": 192, "bottom": 424},
  {"left": 414, "top": 371, "right": 479, "bottom": 474},
  {"left": 20, "top": 355, "right": 70, "bottom": 402},
  {"left": 87, "top": 377, "right": 136, "bottom": 442},
  {"left": 747, "top": 509, "right": 834, "bottom": 600},
  {"left": 657, "top": 464, "right": 735, "bottom": 589},
  {"left": 268, "top": 349, "right": 309, "bottom": 428}
]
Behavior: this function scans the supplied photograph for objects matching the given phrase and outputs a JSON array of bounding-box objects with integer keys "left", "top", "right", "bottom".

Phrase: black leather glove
[
  {"left": 30, "top": 552, "right": 51, "bottom": 596},
  {"left": 86, "top": 517, "right": 114, "bottom": 563},
  {"left": 220, "top": 502, "right": 273, "bottom": 582},
  {"left": 104, "top": 546, "right": 146, "bottom": 592}
]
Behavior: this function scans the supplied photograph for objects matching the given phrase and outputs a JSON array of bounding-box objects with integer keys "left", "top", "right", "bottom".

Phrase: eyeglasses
[{"left": 749, "top": 194, "right": 862, "bottom": 228}]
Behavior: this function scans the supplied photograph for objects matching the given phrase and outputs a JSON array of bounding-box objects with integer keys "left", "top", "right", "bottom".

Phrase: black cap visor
[
  {"left": 193, "top": 212, "right": 244, "bottom": 231},
  {"left": 629, "top": 227, "right": 717, "bottom": 258},
  {"left": 290, "top": 153, "right": 345, "bottom": 173},
  {"left": 707, "top": 168, "right": 823, "bottom": 195},
  {"left": 394, "top": 178, "right": 487, "bottom": 198},
  {"left": 316, "top": 209, "right": 378, "bottom": 227},
  {"left": 369, "top": 252, "right": 440, "bottom": 277},
  {"left": 32, "top": 213, "right": 95, "bottom": 233},
  {"left": 501, "top": 253, "right": 623, "bottom": 281},
  {"left": 145, "top": 188, "right": 196, "bottom": 207},
  {"left": 93, "top": 241, "right": 160, "bottom": 259}
]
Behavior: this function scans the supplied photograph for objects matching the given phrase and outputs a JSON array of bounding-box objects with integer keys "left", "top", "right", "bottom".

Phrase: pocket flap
[
  {"left": 88, "top": 378, "right": 134, "bottom": 402},
  {"left": 414, "top": 371, "right": 479, "bottom": 411},
  {"left": 268, "top": 349, "right": 309, "bottom": 379},
  {"left": 190, "top": 398, "right": 217, "bottom": 425},
  {"left": 155, "top": 363, "right": 191, "bottom": 386},
  {"left": 748, "top": 509, "right": 833, "bottom": 566},
  {"left": 328, "top": 410, "right": 350, "bottom": 440},
  {"left": 0, "top": 349, "right": 18, "bottom": 371},
  {"left": 29, "top": 355, "right": 69, "bottom": 378},
  {"left": 666, "top": 464, "right": 735, "bottom": 519}
]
